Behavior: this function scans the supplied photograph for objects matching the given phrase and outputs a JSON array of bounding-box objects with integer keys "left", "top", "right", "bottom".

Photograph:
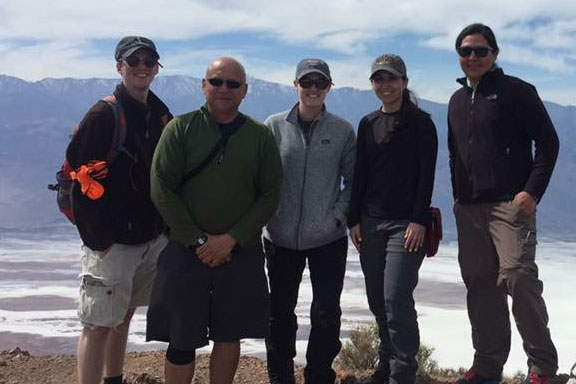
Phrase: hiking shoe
[
  {"left": 454, "top": 369, "right": 500, "bottom": 384},
  {"left": 359, "top": 369, "right": 390, "bottom": 384},
  {"left": 523, "top": 372, "right": 550, "bottom": 384}
]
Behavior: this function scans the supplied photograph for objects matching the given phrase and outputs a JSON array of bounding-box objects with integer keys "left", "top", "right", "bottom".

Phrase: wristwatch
[{"left": 190, "top": 233, "right": 208, "bottom": 249}]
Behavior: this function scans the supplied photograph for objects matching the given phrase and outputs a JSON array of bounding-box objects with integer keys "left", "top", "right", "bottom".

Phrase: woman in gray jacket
[{"left": 263, "top": 58, "right": 356, "bottom": 384}]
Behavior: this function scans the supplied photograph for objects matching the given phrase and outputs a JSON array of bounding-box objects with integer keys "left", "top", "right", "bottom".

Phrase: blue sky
[{"left": 0, "top": 0, "right": 574, "bottom": 106}]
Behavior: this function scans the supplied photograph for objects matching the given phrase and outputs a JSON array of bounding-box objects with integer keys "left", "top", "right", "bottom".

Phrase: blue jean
[{"left": 360, "top": 217, "right": 425, "bottom": 384}]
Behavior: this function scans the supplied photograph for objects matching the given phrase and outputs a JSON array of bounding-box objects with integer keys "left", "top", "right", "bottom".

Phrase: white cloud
[
  {"left": 0, "top": 1, "right": 574, "bottom": 104},
  {"left": 500, "top": 44, "right": 574, "bottom": 73},
  {"left": 0, "top": 41, "right": 116, "bottom": 80}
]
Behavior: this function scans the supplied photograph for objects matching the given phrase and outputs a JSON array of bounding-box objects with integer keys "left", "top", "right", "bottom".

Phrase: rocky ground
[{"left": 0, "top": 348, "right": 571, "bottom": 384}]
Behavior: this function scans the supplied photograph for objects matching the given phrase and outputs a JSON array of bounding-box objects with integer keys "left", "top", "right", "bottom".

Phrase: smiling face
[
  {"left": 202, "top": 57, "right": 248, "bottom": 121},
  {"left": 458, "top": 33, "right": 497, "bottom": 86},
  {"left": 294, "top": 73, "right": 331, "bottom": 112},
  {"left": 116, "top": 48, "right": 158, "bottom": 95},
  {"left": 371, "top": 70, "right": 408, "bottom": 112}
]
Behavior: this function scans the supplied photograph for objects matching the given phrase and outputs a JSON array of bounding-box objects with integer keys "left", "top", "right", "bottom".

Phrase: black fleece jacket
[
  {"left": 348, "top": 97, "right": 438, "bottom": 227},
  {"left": 66, "top": 84, "right": 172, "bottom": 250},
  {"left": 448, "top": 67, "right": 559, "bottom": 204}
]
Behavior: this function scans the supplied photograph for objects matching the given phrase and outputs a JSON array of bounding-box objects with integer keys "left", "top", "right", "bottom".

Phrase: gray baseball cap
[
  {"left": 370, "top": 54, "right": 406, "bottom": 79},
  {"left": 115, "top": 36, "right": 159, "bottom": 61},
  {"left": 295, "top": 58, "right": 331, "bottom": 81}
]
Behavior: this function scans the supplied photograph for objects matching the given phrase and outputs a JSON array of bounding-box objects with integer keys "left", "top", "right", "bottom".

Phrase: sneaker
[
  {"left": 522, "top": 372, "right": 550, "bottom": 384},
  {"left": 454, "top": 369, "right": 500, "bottom": 384},
  {"left": 359, "top": 369, "right": 389, "bottom": 384}
]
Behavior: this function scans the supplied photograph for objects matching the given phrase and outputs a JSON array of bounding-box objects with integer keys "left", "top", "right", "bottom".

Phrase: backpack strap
[
  {"left": 101, "top": 95, "right": 129, "bottom": 164},
  {"left": 179, "top": 114, "right": 245, "bottom": 189},
  {"left": 179, "top": 136, "right": 228, "bottom": 189}
]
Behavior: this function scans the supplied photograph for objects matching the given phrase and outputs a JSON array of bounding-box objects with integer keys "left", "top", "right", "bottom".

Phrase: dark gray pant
[
  {"left": 360, "top": 217, "right": 425, "bottom": 384},
  {"left": 454, "top": 201, "right": 558, "bottom": 379}
]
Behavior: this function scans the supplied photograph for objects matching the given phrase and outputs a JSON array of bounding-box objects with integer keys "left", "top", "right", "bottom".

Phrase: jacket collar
[
  {"left": 114, "top": 83, "right": 170, "bottom": 117},
  {"left": 286, "top": 102, "right": 327, "bottom": 125},
  {"left": 456, "top": 66, "right": 504, "bottom": 91}
]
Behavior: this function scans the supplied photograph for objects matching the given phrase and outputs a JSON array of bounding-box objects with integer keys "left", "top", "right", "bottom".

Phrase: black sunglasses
[
  {"left": 207, "top": 77, "right": 243, "bottom": 89},
  {"left": 124, "top": 56, "right": 161, "bottom": 68},
  {"left": 457, "top": 46, "right": 493, "bottom": 58},
  {"left": 298, "top": 77, "right": 331, "bottom": 90}
]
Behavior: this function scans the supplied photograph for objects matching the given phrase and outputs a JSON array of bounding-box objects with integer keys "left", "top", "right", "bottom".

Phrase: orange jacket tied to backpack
[{"left": 69, "top": 160, "right": 109, "bottom": 200}]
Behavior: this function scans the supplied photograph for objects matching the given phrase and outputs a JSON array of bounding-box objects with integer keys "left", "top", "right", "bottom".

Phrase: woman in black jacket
[{"left": 348, "top": 54, "right": 438, "bottom": 384}]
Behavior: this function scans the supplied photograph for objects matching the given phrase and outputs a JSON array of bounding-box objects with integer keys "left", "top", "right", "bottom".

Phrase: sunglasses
[
  {"left": 124, "top": 56, "right": 161, "bottom": 68},
  {"left": 457, "top": 46, "right": 493, "bottom": 58},
  {"left": 207, "top": 77, "right": 243, "bottom": 89},
  {"left": 298, "top": 77, "right": 331, "bottom": 90}
]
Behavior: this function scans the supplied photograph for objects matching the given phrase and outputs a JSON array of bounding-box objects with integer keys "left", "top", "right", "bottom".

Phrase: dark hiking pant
[
  {"left": 454, "top": 201, "right": 558, "bottom": 379},
  {"left": 360, "top": 217, "right": 425, "bottom": 384},
  {"left": 264, "top": 237, "right": 348, "bottom": 384}
]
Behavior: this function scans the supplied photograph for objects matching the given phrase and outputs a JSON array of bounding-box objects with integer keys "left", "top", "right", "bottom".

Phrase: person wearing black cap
[
  {"left": 348, "top": 54, "right": 438, "bottom": 384},
  {"left": 67, "top": 36, "right": 171, "bottom": 384},
  {"left": 263, "top": 58, "right": 356, "bottom": 384},
  {"left": 448, "top": 23, "right": 559, "bottom": 384}
]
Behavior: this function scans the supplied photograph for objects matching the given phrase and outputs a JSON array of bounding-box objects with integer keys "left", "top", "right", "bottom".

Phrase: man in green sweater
[{"left": 146, "top": 57, "right": 283, "bottom": 384}]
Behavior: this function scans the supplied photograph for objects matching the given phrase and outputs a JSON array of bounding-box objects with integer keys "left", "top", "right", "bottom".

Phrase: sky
[{"left": 0, "top": 0, "right": 575, "bottom": 106}]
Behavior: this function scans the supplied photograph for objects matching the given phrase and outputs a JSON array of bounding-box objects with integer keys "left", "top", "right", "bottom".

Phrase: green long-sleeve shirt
[{"left": 151, "top": 106, "right": 282, "bottom": 248}]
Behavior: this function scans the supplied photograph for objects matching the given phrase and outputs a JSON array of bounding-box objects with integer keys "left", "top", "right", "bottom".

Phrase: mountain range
[{"left": 0, "top": 74, "right": 574, "bottom": 240}]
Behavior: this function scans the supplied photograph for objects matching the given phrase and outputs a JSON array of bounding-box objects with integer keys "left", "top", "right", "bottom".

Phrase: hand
[
  {"left": 514, "top": 191, "right": 536, "bottom": 215},
  {"left": 404, "top": 222, "right": 425, "bottom": 252},
  {"left": 350, "top": 224, "right": 362, "bottom": 252},
  {"left": 196, "top": 233, "right": 236, "bottom": 268}
]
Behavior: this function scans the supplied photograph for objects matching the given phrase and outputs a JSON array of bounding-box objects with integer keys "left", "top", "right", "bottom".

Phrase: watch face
[{"left": 197, "top": 234, "right": 208, "bottom": 246}]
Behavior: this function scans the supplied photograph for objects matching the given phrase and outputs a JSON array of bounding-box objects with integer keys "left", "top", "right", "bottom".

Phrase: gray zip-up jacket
[{"left": 263, "top": 104, "right": 356, "bottom": 250}]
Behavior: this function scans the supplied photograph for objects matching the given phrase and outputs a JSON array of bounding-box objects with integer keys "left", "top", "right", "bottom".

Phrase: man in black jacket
[
  {"left": 448, "top": 23, "right": 559, "bottom": 384},
  {"left": 66, "top": 36, "right": 171, "bottom": 384}
]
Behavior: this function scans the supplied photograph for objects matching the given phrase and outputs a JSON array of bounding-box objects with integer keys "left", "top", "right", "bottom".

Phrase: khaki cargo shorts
[{"left": 78, "top": 234, "right": 168, "bottom": 328}]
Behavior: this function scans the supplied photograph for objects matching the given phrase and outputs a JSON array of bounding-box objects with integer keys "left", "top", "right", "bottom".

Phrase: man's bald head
[
  {"left": 205, "top": 57, "right": 247, "bottom": 84},
  {"left": 202, "top": 56, "right": 248, "bottom": 123}
]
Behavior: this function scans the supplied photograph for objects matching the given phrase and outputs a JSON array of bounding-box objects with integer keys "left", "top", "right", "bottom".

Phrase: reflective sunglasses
[
  {"left": 207, "top": 77, "right": 242, "bottom": 89},
  {"left": 124, "top": 56, "right": 161, "bottom": 68},
  {"left": 457, "top": 46, "right": 493, "bottom": 58},
  {"left": 298, "top": 77, "right": 331, "bottom": 90}
]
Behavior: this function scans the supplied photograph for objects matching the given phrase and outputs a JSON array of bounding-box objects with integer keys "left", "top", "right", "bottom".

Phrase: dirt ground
[{"left": 0, "top": 347, "right": 571, "bottom": 384}]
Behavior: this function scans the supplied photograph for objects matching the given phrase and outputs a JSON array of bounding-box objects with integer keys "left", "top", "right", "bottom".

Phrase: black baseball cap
[
  {"left": 115, "top": 36, "right": 159, "bottom": 61},
  {"left": 295, "top": 58, "right": 331, "bottom": 81}
]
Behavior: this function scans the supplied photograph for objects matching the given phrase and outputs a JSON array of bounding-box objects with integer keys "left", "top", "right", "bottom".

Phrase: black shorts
[{"left": 146, "top": 240, "right": 270, "bottom": 351}]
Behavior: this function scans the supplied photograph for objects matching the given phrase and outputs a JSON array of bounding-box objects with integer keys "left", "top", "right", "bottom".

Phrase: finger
[{"left": 404, "top": 232, "right": 413, "bottom": 249}]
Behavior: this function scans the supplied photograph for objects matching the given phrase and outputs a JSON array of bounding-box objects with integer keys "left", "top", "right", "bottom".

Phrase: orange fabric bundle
[{"left": 70, "top": 161, "right": 109, "bottom": 200}]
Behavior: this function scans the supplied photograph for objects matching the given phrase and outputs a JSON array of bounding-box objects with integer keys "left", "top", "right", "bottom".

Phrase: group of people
[{"left": 66, "top": 22, "right": 559, "bottom": 384}]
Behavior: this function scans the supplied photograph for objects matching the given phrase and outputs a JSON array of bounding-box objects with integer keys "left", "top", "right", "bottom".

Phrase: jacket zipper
[
  {"left": 467, "top": 86, "right": 476, "bottom": 188},
  {"left": 294, "top": 122, "right": 316, "bottom": 249}
]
